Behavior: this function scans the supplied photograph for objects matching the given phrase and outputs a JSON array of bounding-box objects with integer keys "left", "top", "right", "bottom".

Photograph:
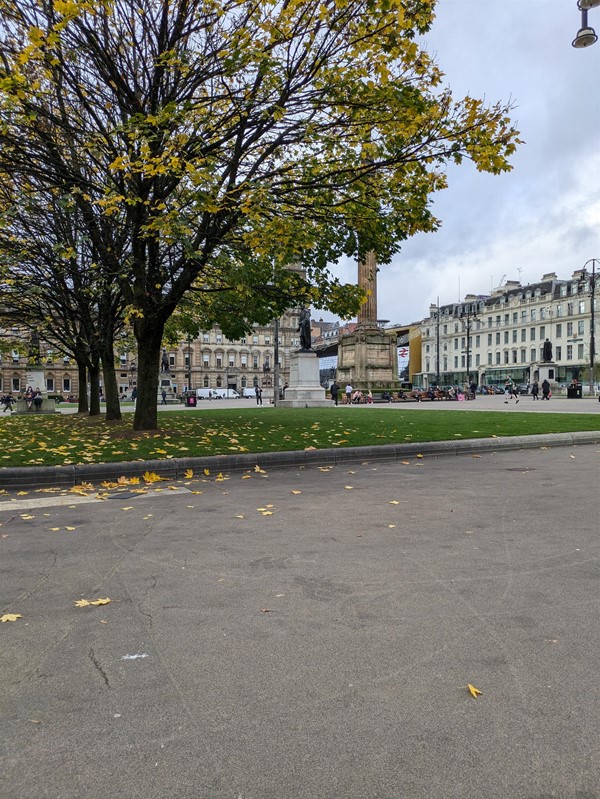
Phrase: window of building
[
  {"left": 560, "top": 284, "right": 567, "bottom": 297},
  {"left": 556, "top": 304, "right": 563, "bottom": 317},
  {"left": 203, "top": 375, "right": 209, "bottom": 387},
  {"left": 253, "top": 376, "right": 259, "bottom": 387},
  {"left": 454, "top": 323, "right": 459, "bottom": 333},
  {"left": 531, "top": 348, "right": 536, "bottom": 361},
  {"left": 460, "top": 355, "right": 465, "bottom": 368},
  {"left": 504, "top": 351, "right": 509, "bottom": 364},
  {"left": 169, "top": 354, "right": 175, "bottom": 367},
  {"left": 241, "top": 355, "right": 247, "bottom": 368},
  {"left": 475, "top": 335, "right": 480, "bottom": 347},
  {"left": 567, "top": 322, "right": 573, "bottom": 337},
  {"left": 504, "top": 331, "right": 509, "bottom": 344},
  {"left": 495, "top": 332, "right": 500, "bottom": 345},
  {"left": 567, "top": 302, "right": 574, "bottom": 316},
  {"left": 521, "top": 329, "right": 526, "bottom": 342},
  {"left": 530, "top": 328, "right": 536, "bottom": 341},
  {"left": 487, "top": 317, "right": 492, "bottom": 328},
  {"left": 578, "top": 320, "right": 585, "bottom": 336},
  {"left": 216, "top": 376, "right": 222, "bottom": 387},
  {"left": 443, "top": 324, "right": 447, "bottom": 334},
  {"left": 443, "top": 356, "right": 448, "bottom": 370},
  {"left": 512, "top": 350, "right": 517, "bottom": 364},
  {"left": 530, "top": 309, "right": 536, "bottom": 321},
  {"left": 487, "top": 352, "right": 492, "bottom": 365},
  {"left": 460, "top": 337, "right": 465, "bottom": 349},
  {"left": 496, "top": 352, "right": 501, "bottom": 364},
  {"left": 12, "top": 378, "right": 20, "bottom": 392},
  {"left": 215, "top": 334, "right": 222, "bottom": 343},
  {"left": 203, "top": 354, "right": 209, "bottom": 368},
  {"left": 184, "top": 353, "right": 190, "bottom": 367},
  {"left": 578, "top": 344, "right": 584, "bottom": 359},
  {"left": 520, "top": 348, "right": 526, "bottom": 362},
  {"left": 216, "top": 356, "right": 222, "bottom": 368},
  {"left": 539, "top": 326, "right": 545, "bottom": 340},
  {"left": 521, "top": 310, "right": 527, "bottom": 322},
  {"left": 555, "top": 323, "right": 562, "bottom": 337},
  {"left": 475, "top": 354, "right": 480, "bottom": 366},
  {"left": 241, "top": 376, "right": 247, "bottom": 387},
  {"left": 425, "top": 344, "right": 430, "bottom": 354},
  {"left": 504, "top": 314, "right": 509, "bottom": 325},
  {"left": 454, "top": 356, "right": 458, "bottom": 368},
  {"left": 512, "top": 312, "right": 518, "bottom": 324},
  {"left": 512, "top": 329, "right": 517, "bottom": 343},
  {"left": 264, "top": 335, "right": 271, "bottom": 345},
  {"left": 46, "top": 377, "right": 54, "bottom": 391},
  {"left": 566, "top": 345, "right": 573, "bottom": 360},
  {"left": 579, "top": 300, "right": 586, "bottom": 314},
  {"left": 63, "top": 378, "right": 71, "bottom": 392},
  {"left": 454, "top": 339, "right": 458, "bottom": 350},
  {"left": 487, "top": 333, "right": 492, "bottom": 346},
  {"left": 495, "top": 315, "right": 501, "bottom": 327},
  {"left": 203, "top": 333, "right": 210, "bottom": 343},
  {"left": 229, "top": 355, "right": 235, "bottom": 367},
  {"left": 556, "top": 346, "right": 561, "bottom": 360},
  {"left": 240, "top": 337, "right": 246, "bottom": 345},
  {"left": 253, "top": 355, "right": 259, "bottom": 369}
]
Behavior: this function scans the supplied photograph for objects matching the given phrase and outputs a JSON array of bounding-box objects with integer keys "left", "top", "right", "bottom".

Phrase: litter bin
[
  {"left": 185, "top": 395, "right": 197, "bottom": 407},
  {"left": 567, "top": 385, "right": 582, "bottom": 399}
]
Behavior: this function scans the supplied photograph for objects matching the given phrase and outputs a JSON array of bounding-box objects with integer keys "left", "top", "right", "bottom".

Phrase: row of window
[
  {"left": 424, "top": 343, "right": 587, "bottom": 372},
  {"left": 425, "top": 321, "right": 586, "bottom": 355},
  {"left": 1, "top": 377, "right": 71, "bottom": 393}
]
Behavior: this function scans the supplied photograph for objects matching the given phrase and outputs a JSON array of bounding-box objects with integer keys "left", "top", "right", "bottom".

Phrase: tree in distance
[{"left": 0, "top": 0, "right": 521, "bottom": 430}]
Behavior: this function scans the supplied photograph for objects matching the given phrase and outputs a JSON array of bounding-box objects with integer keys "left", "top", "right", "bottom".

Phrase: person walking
[
  {"left": 541, "top": 378, "right": 551, "bottom": 400},
  {"left": 1, "top": 393, "right": 14, "bottom": 412},
  {"left": 504, "top": 376, "right": 519, "bottom": 404},
  {"left": 161, "top": 389, "right": 167, "bottom": 405},
  {"left": 531, "top": 380, "right": 539, "bottom": 400},
  {"left": 345, "top": 383, "right": 352, "bottom": 404},
  {"left": 255, "top": 385, "right": 263, "bottom": 406},
  {"left": 330, "top": 381, "right": 340, "bottom": 406}
]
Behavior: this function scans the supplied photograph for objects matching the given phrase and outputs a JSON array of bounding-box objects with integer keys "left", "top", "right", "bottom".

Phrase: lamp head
[
  {"left": 573, "top": 24, "right": 598, "bottom": 46},
  {"left": 578, "top": 0, "right": 600, "bottom": 10}
]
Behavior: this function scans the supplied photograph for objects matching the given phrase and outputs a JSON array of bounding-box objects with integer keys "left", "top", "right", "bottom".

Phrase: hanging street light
[{"left": 573, "top": 0, "right": 599, "bottom": 47}]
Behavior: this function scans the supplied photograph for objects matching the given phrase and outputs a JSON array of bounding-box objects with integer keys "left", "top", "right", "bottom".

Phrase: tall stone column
[{"left": 357, "top": 251, "right": 378, "bottom": 327}]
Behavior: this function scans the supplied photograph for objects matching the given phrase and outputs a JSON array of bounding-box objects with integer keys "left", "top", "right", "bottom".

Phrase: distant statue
[
  {"left": 298, "top": 307, "right": 312, "bottom": 351},
  {"left": 542, "top": 338, "right": 553, "bottom": 362},
  {"left": 27, "top": 331, "right": 41, "bottom": 364},
  {"left": 161, "top": 348, "right": 170, "bottom": 372}
]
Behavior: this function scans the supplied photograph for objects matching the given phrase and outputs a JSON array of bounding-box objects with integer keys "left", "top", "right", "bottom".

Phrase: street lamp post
[
  {"left": 435, "top": 297, "right": 440, "bottom": 387},
  {"left": 273, "top": 315, "right": 280, "bottom": 407},
  {"left": 187, "top": 334, "right": 192, "bottom": 391},
  {"left": 461, "top": 305, "right": 477, "bottom": 387},
  {"left": 573, "top": 0, "right": 599, "bottom": 47},
  {"left": 579, "top": 259, "right": 599, "bottom": 395}
]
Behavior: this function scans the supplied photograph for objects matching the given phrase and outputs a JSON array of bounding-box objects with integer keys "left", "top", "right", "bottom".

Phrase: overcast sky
[{"left": 323, "top": 0, "right": 600, "bottom": 325}]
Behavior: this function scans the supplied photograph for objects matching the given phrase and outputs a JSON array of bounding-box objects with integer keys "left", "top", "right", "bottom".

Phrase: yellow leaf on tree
[
  {"left": 467, "top": 683, "right": 483, "bottom": 698},
  {"left": 0, "top": 613, "right": 23, "bottom": 622}
]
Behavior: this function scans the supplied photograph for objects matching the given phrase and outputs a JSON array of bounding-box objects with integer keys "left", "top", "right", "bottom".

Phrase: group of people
[
  {"left": 329, "top": 383, "right": 374, "bottom": 406},
  {"left": 1, "top": 387, "right": 44, "bottom": 412}
]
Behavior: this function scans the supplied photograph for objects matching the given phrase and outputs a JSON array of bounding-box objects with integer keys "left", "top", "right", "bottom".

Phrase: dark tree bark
[
  {"left": 76, "top": 361, "right": 88, "bottom": 414},
  {"left": 133, "top": 318, "right": 164, "bottom": 431}
]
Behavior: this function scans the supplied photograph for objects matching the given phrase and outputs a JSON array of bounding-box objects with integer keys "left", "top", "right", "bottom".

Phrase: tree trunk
[
  {"left": 101, "top": 346, "right": 122, "bottom": 421},
  {"left": 77, "top": 361, "right": 89, "bottom": 414},
  {"left": 133, "top": 319, "right": 164, "bottom": 431},
  {"left": 89, "top": 358, "right": 101, "bottom": 416}
]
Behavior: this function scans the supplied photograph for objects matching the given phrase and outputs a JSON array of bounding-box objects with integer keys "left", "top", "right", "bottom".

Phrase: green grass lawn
[{"left": 0, "top": 408, "right": 598, "bottom": 468}]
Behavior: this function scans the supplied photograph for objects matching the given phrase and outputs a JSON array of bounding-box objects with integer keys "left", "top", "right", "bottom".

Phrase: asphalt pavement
[{"left": 1, "top": 441, "right": 600, "bottom": 798}]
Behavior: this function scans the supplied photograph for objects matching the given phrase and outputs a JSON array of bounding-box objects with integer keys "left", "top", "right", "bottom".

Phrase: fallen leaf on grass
[
  {"left": 1, "top": 613, "right": 22, "bottom": 622},
  {"left": 467, "top": 683, "right": 483, "bottom": 698}
]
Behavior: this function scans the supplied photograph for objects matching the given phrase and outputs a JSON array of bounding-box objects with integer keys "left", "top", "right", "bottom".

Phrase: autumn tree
[
  {"left": 0, "top": 179, "right": 128, "bottom": 418},
  {"left": 0, "top": 0, "right": 521, "bottom": 430}
]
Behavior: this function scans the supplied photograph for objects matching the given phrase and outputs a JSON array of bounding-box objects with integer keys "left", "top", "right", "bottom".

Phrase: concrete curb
[{"left": 0, "top": 430, "right": 599, "bottom": 489}]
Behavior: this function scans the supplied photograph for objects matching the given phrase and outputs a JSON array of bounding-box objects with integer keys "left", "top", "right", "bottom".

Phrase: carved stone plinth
[
  {"left": 336, "top": 326, "right": 399, "bottom": 390},
  {"left": 277, "top": 351, "right": 331, "bottom": 408}
]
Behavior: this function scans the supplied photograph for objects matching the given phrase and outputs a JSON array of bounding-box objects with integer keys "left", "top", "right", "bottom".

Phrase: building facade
[
  {"left": 0, "top": 309, "right": 303, "bottom": 399},
  {"left": 417, "top": 270, "right": 598, "bottom": 389}
]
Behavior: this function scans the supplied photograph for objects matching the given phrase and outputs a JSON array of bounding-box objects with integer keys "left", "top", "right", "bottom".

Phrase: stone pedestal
[
  {"left": 535, "top": 362, "right": 558, "bottom": 386},
  {"left": 336, "top": 326, "right": 399, "bottom": 390},
  {"left": 25, "top": 368, "right": 46, "bottom": 392},
  {"left": 14, "top": 398, "right": 56, "bottom": 414},
  {"left": 13, "top": 367, "right": 56, "bottom": 413},
  {"left": 278, "top": 351, "right": 331, "bottom": 408}
]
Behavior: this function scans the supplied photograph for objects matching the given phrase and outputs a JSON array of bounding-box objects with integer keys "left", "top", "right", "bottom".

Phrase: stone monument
[
  {"left": 336, "top": 251, "right": 399, "bottom": 391},
  {"left": 14, "top": 331, "right": 56, "bottom": 414},
  {"left": 534, "top": 338, "right": 557, "bottom": 387},
  {"left": 278, "top": 307, "right": 330, "bottom": 408}
]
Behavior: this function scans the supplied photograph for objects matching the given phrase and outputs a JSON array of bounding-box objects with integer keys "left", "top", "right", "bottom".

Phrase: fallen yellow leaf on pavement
[
  {"left": 0, "top": 613, "right": 22, "bottom": 622},
  {"left": 467, "top": 683, "right": 483, "bottom": 698}
]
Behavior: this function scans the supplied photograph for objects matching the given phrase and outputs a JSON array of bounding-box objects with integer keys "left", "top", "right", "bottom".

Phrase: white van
[
  {"left": 242, "top": 388, "right": 257, "bottom": 399},
  {"left": 220, "top": 389, "right": 241, "bottom": 399},
  {"left": 195, "top": 388, "right": 219, "bottom": 400}
]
